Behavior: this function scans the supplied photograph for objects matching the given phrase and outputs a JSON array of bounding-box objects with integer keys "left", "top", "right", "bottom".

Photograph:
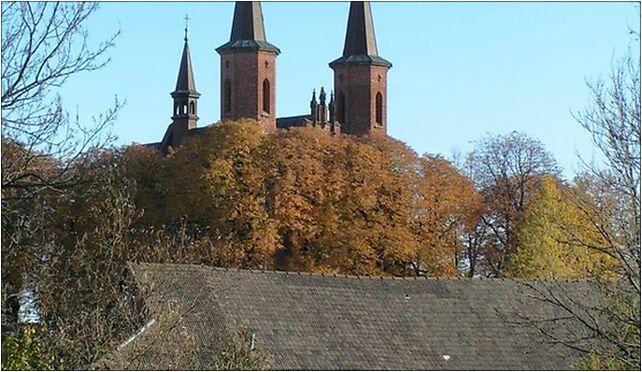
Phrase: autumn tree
[
  {"left": 413, "top": 155, "right": 484, "bottom": 277},
  {"left": 258, "top": 128, "right": 419, "bottom": 275},
  {"left": 148, "top": 120, "right": 280, "bottom": 269},
  {"left": 259, "top": 127, "right": 347, "bottom": 272},
  {"left": 1, "top": 1, "right": 120, "bottom": 325},
  {"left": 320, "top": 135, "right": 418, "bottom": 275},
  {"left": 120, "top": 121, "right": 481, "bottom": 277},
  {"left": 504, "top": 175, "right": 617, "bottom": 279},
  {"left": 466, "top": 131, "right": 560, "bottom": 276},
  {"left": 33, "top": 151, "right": 148, "bottom": 369}
]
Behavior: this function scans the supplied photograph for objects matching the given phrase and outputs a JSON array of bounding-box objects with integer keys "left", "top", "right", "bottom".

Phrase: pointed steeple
[
  {"left": 163, "top": 20, "right": 200, "bottom": 154},
  {"left": 329, "top": 91, "right": 335, "bottom": 123},
  {"left": 174, "top": 38, "right": 198, "bottom": 95},
  {"left": 216, "top": 2, "right": 280, "bottom": 54},
  {"left": 329, "top": 2, "right": 391, "bottom": 68},
  {"left": 310, "top": 89, "right": 318, "bottom": 121},
  {"left": 317, "top": 87, "right": 328, "bottom": 123},
  {"left": 231, "top": 1, "right": 266, "bottom": 42}
]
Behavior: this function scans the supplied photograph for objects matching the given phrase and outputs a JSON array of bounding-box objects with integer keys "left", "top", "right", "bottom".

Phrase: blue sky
[{"left": 59, "top": 1, "right": 639, "bottom": 179}]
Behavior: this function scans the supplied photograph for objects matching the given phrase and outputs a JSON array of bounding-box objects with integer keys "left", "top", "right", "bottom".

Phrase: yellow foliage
[{"left": 505, "top": 175, "right": 618, "bottom": 279}]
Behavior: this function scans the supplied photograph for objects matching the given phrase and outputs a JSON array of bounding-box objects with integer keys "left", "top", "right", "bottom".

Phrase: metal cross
[{"left": 184, "top": 14, "right": 190, "bottom": 41}]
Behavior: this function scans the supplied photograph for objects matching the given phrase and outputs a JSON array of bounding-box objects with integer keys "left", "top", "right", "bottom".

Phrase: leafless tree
[
  {"left": 561, "top": 49, "right": 640, "bottom": 368},
  {"left": 465, "top": 131, "right": 560, "bottom": 276},
  {"left": 1, "top": 2, "right": 121, "bottom": 194},
  {"left": 519, "top": 47, "right": 640, "bottom": 369},
  {"left": 452, "top": 151, "right": 492, "bottom": 277},
  {"left": 1, "top": 1, "right": 121, "bottom": 325},
  {"left": 573, "top": 51, "right": 640, "bottom": 290}
]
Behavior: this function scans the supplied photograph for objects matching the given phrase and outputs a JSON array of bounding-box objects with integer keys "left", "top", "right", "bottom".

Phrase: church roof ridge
[{"left": 130, "top": 262, "right": 594, "bottom": 284}]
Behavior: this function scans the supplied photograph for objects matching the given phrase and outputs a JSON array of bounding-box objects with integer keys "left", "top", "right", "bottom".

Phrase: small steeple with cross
[{"left": 165, "top": 14, "right": 199, "bottom": 152}]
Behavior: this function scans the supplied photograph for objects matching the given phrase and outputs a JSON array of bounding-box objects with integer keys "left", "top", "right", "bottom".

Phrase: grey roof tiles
[{"left": 96, "top": 263, "right": 599, "bottom": 370}]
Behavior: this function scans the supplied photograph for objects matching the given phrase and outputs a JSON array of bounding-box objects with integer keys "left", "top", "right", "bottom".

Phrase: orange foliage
[{"left": 120, "top": 120, "right": 481, "bottom": 277}]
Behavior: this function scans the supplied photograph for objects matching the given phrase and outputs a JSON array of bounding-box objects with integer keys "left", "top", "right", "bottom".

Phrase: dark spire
[
  {"left": 343, "top": 2, "right": 378, "bottom": 56},
  {"left": 329, "top": 90, "right": 335, "bottom": 123},
  {"left": 164, "top": 23, "right": 200, "bottom": 155},
  {"left": 311, "top": 89, "right": 317, "bottom": 105},
  {"left": 216, "top": 2, "right": 280, "bottom": 54},
  {"left": 230, "top": 2, "right": 265, "bottom": 42},
  {"left": 310, "top": 89, "right": 318, "bottom": 120},
  {"left": 317, "top": 87, "right": 327, "bottom": 123},
  {"left": 329, "top": 2, "right": 391, "bottom": 68},
  {"left": 173, "top": 37, "right": 199, "bottom": 95}
]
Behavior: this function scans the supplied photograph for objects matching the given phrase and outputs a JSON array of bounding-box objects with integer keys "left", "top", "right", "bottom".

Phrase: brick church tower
[
  {"left": 216, "top": 2, "right": 280, "bottom": 132},
  {"left": 330, "top": 2, "right": 392, "bottom": 136}
]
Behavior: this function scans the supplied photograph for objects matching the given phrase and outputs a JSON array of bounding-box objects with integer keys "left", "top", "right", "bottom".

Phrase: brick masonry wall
[
  {"left": 220, "top": 49, "right": 277, "bottom": 132},
  {"left": 333, "top": 63, "right": 388, "bottom": 136}
]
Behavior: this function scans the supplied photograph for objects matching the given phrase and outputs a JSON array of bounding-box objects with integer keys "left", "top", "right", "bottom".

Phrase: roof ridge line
[{"left": 129, "top": 262, "right": 597, "bottom": 283}]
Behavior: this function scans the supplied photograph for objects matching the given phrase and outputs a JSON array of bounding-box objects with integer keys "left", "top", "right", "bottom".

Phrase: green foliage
[
  {"left": 210, "top": 328, "right": 273, "bottom": 371},
  {"left": 1, "top": 326, "right": 55, "bottom": 370}
]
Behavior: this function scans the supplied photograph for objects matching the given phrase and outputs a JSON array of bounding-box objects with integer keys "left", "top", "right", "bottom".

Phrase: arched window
[
  {"left": 262, "top": 79, "right": 270, "bottom": 114},
  {"left": 190, "top": 101, "right": 195, "bottom": 115},
  {"left": 375, "top": 92, "right": 383, "bottom": 125},
  {"left": 337, "top": 92, "right": 346, "bottom": 123},
  {"left": 224, "top": 79, "right": 232, "bottom": 114},
  {"left": 182, "top": 104, "right": 187, "bottom": 115}
]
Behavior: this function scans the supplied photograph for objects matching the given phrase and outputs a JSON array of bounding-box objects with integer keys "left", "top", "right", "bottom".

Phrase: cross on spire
[{"left": 183, "top": 14, "right": 190, "bottom": 41}]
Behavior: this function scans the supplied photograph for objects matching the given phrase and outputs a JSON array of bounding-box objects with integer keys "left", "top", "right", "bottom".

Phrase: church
[
  {"left": 156, "top": 1, "right": 392, "bottom": 154},
  {"left": 97, "top": 3, "right": 607, "bottom": 369}
]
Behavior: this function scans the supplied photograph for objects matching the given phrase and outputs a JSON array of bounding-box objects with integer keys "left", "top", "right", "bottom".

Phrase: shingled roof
[{"left": 95, "top": 263, "right": 600, "bottom": 370}]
